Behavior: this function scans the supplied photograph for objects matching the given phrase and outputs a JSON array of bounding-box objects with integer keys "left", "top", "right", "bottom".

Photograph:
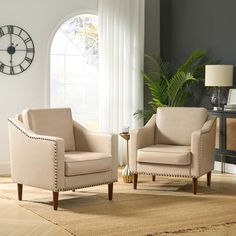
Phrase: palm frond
[
  {"left": 167, "top": 72, "right": 196, "bottom": 106},
  {"left": 144, "top": 54, "right": 161, "bottom": 75},
  {"left": 143, "top": 73, "right": 167, "bottom": 105},
  {"left": 133, "top": 109, "right": 155, "bottom": 123},
  {"left": 177, "top": 49, "right": 206, "bottom": 73}
]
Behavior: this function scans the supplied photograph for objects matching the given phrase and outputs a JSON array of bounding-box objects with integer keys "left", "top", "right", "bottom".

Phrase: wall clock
[{"left": 0, "top": 25, "right": 35, "bottom": 75}]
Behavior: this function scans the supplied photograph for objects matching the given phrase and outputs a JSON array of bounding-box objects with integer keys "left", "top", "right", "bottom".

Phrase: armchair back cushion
[
  {"left": 155, "top": 107, "right": 208, "bottom": 145},
  {"left": 22, "top": 108, "right": 75, "bottom": 151}
]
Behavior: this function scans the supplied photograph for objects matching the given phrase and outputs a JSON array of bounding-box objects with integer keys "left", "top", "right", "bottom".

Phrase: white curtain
[{"left": 98, "top": 0, "right": 145, "bottom": 165}]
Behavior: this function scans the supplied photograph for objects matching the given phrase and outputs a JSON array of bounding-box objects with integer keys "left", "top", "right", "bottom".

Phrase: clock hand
[
  {"left": 10, "top": 54, "right": 13, "bottom": 66},
  {"left": 15, "top": 49, "right": 27, "bottom": 51},
  {"left": 10, "top": 33, "right": 12, "bottom": 46}
]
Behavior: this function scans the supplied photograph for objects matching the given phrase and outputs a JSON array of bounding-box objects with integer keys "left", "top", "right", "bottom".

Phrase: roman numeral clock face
[{"left": 0, "top": 25, "right": 35, "bottom": 75}]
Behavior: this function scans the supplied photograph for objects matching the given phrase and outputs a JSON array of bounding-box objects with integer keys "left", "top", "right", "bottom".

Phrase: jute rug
[{"left": 0, "top": 172, "right": 236, "bottom": 236}]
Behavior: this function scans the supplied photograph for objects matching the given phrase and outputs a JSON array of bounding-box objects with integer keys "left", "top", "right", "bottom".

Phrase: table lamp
[{"left": 205, "top": 65, "right": 233, "bottom": 110}]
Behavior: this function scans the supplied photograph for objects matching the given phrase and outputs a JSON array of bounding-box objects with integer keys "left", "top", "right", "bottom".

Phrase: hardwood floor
[
  {"left": 0, "top": 196, "right": 71, "bottom": 236},
  {"left": 1, "top": 171, "right": 236, "bottom": 236}
]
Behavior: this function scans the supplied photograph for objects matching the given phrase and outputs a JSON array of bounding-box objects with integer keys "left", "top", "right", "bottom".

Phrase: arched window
[{"left": 50, "top": 14, "right": 99, "bottom": 130}]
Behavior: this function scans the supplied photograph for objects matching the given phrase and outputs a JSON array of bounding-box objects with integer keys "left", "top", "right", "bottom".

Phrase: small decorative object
[
  {"left": 0, "top": 25, "right": 35, "bottom": 75},
  {"left": 122, "top": 126, "right": 129, "bottom": 134},
  {"left": 205, "top": 65, "right": 233, "bottom": 110},
  {"left": 227, "top": 89, "right": 236, "bottom": 105},
  {"left": 119, "top": 132, "right": 133, "bottom": 183},
  {"left": 224, "top": 89, "right": 236, "bottom": 111},
  {"left": 122, "top": 165, "right": 133, "bottom": 183}
]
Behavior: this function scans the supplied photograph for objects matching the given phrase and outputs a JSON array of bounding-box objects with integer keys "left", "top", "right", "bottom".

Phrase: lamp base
[{"left": 211, "top": 87, "right": 228, "bottom": 111}]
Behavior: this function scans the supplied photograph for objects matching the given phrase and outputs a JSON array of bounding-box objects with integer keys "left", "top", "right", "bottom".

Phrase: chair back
[
  {"left": 155, "top": 107, "right": 208, "bottom": 145},
  {"left": 22, "top": 108, "right": 75, "bottom": 151}
]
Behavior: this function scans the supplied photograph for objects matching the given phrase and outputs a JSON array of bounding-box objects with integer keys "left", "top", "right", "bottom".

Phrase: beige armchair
[
  {"left": 8, "top": 108, "right": 118, "bottom": 210},
  {"left": 130, "top": 107, "right": 216, "bottom": 194}
]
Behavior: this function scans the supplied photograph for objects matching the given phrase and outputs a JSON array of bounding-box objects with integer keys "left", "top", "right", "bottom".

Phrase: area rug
[{"left": 0, "top": 173, "right": 236, "bottom": 236}]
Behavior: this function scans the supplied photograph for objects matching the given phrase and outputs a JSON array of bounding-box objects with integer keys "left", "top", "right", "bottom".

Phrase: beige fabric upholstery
[
  {"left": 130, "top": 107, "right": 216, "bottom": 178},
  {"left": 73, "top": 120, "right": 118, "bottom": 181},
  {"left": 155, "top": 107, "right": 208, "bottom": 145},
  {"left": 130, "top": 114, "right": 156, "bottom": 172},
  {"left": 65, "top": 171, "right": 113, "bottom": 190},
  {"left": 64, "top": 152, "right": 112, "bottom": 176},
  {"left": 8, "top": 118, "right": 65, "bottom": 191},
  {"left": 22, "top": 108, "right": 75, "bottom": 151},
  {"left": 8, "top": 108, "right": 118, "bottom": 193},
  {"left": 138, "top": 145, "right": 191, "bottom": 166}
]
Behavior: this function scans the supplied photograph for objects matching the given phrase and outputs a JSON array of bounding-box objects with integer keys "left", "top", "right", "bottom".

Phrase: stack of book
[{"left": 224, "top": 104, "right": 236, "bottom": 111}]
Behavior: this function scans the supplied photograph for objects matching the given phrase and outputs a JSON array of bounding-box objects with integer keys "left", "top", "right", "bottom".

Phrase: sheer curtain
[{"left": 98, "top": 0, "right": 145, "bottom": 165}]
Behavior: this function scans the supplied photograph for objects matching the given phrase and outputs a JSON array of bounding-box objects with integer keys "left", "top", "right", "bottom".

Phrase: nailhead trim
[
  {"left": 8, "top": 119, "right": 59, "bottom": 190},
  {"left": 131, "top": 171, "right": 197, "bottom": 178},
  {"left": 56, "top": 179, "right": 118, "bottom": 192}
]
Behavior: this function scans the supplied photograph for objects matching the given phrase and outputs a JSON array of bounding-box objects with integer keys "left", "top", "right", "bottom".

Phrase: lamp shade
[{"left": 205, "top": 65, "right": 233, "bottom": 87}]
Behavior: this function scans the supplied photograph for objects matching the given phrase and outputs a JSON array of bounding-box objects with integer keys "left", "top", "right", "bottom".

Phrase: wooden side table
[
  {"left": 208, "top": 109, "right": 236, "bottom": 173},
  {"left": 119, "top": 133, "right": 133, "bottom": 183}
]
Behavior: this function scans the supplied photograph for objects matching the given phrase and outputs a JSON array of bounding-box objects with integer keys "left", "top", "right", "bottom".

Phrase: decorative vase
[
  {"left": 122, "top": 165, "right": 133, "bottom": 183},
  {"left": 210, "top": 87, "right": 229, "bottom": 109}
]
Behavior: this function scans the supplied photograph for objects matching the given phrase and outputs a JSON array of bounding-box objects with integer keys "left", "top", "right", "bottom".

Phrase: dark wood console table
[{"left": 208, "top": 110, "right": 236, "bottom": 173}]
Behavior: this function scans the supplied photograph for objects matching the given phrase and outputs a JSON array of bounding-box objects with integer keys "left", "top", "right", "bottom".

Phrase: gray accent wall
[
  {"left": 160, "top": 0, "right": 236, "bottom": 75},
  {"left": 144, "top": 0, "right": 160, "bottom": 109}
]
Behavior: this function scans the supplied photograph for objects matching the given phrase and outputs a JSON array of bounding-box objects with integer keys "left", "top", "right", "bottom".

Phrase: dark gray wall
[
  {"left": 160, "top": 0, "right": 236, "bottom": 73},
  {"left": 161, "top": 0, "right": 236, "bottom": 65},
  {"left": 144, "top": 0, "right": 160, "bottom": 109},
  {"left": 145, "top": 0, "right": 160, "bottom": 55}
]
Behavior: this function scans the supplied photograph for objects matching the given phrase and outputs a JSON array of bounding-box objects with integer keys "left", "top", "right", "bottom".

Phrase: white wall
[{"left": 0, "top": 0, "right": 98, "bottom": 175}]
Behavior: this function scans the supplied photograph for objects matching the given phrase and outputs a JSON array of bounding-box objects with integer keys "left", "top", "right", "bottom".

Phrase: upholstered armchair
[
  {"left": 8, "top": 108, "right": 118, "bottom": 210},
  {"left": 130, "top": 107, "right": 216, "bottom": 194}
]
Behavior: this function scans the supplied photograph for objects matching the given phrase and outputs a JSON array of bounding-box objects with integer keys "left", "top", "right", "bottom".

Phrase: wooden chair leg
[
  {"left": 17, "top": 184, "right": 23, "bottom": 201},
  {"left": 207, "top": 171, "right": 211, "bottom": 187},
  {"left": 108, "top": 183, "right": 113, "bottom": 200},
  {"left": 133, "top": 174, "right": 138, "bottom": 189},
  {"left": 53, "top": 191, "right": 59, "bottom": 210},
  {"left": 192, "top": 178, "right": 198, "bottom": 195},
  {"left": 152, "top": 175, "right": 156, "bottom": 182}
]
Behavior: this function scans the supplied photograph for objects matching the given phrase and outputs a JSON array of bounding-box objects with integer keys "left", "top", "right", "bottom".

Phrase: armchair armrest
[
  {"left": 201, "top": 116, "right": 217, "bottom": 134},
  {"left": 191, "top": 116, "right": 216, "bottom": 177},
  {"left": 8, "top": 118, "right": 65, "bottom": 191},
  {"left": 73, "top": 121, "right": 118, "bottom": 180},
  {"left": 130, "top": 115, "right": 156, "bottom": 172}
]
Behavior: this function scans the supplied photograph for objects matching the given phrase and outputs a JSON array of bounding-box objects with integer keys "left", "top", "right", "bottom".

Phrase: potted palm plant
[{"left": 135, "top": 49, "right": 216, "bottom": 123}]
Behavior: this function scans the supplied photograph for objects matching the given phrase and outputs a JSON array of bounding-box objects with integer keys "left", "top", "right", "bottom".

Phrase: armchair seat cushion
[
  {"left": 137, "top": 144, "right": 191, "bottom": 166},
  {"left": 64, "top": 152, "right": 112, "bottom": 176}
]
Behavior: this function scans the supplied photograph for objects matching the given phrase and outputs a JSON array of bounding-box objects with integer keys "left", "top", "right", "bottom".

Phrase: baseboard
[
  {"left": 214, "top": 161, "right": 236, "bottom": 174},
  {"left": 0, "top": 162, "right": 11, "bottom": 176}
]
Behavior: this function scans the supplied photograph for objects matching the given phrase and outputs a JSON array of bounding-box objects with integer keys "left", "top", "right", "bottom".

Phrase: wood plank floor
[
  {"left": 0, "top": 196, "right": 72, "bottom": 236},
  {"left": 1, "top": 172, "right": 236, "bottom": 236}
]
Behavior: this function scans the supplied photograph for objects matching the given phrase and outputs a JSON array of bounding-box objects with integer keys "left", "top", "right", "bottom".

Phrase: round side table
[{"left": 119, "top": 132, "right": 133, "bottom": 183}]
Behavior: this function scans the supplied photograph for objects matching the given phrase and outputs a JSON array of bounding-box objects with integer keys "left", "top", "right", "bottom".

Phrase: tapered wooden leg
[
  {"left": 192, "top": 178, "right": 198, "bottom": 195},
  {"left": 17, "top": 184, "right": 23, "bottom": 201},
  {"left": 108, "top": 183, "right": 113, "bottom": 200},
  {"left": 207, "top": 171, "right": 211, "bottom": 187},
  {"left": 152, "top": 175, "right": 156, "bottom": 182},
  {"left": 133, "top": 174, "right": 138, "bottom": 189},
  {"left": 53, "top": 191, "right": 59, "bottom": 210}
]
